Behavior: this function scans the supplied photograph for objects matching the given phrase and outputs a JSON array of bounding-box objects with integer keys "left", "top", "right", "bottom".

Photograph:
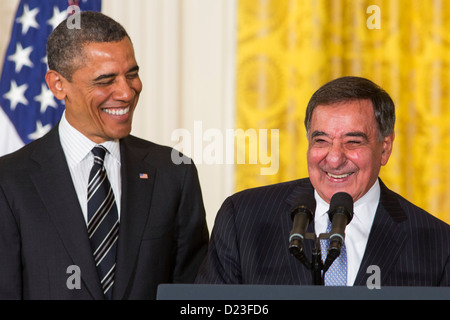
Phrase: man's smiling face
[
  {"left": 306, "top": 99, "right": 394, "bottom": 203},
  {"left": 57, "top": 37, "right": 142, "bottom": 143}
]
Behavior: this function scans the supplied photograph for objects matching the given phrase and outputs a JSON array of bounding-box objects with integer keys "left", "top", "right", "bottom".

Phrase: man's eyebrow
[
  {"left": 93, "top": 73, "right": 117, "bottom": 82},
  {"left": 311, "top": 131, "right": 329, "bottom": 139},
  {"left": 92, "top": 66, "right": 139, "bottom": 83},
  {"left": 310, "top": 131, "right": 368, "bottom": 140},
  {"left": 345, "top": 131, "right": 368, "bottom": 140},
  {"left": 127, "top": 65, "right": 139, "bottom": 73}
]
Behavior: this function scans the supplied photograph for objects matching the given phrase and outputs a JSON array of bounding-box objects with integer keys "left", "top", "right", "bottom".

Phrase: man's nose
[
  {"left": 326, "top": 143, "right": 347, "bottom": 168},
  {"left": 113, "top": 77, "right": 134, "bottom": 101}
]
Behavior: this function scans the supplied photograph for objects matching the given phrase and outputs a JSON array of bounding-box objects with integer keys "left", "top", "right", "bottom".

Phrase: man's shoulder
[
  {"left": 122, "top": 135, "right": 192, "bottom": 164},
  {"left": 122, "top": 134, "right": 168, "bottom": 151},
  {"left": 234, "top": 178, "right": 311, "bottom": 194},
  {"left": 0, "top": 130, "right": 54, "bottom": 170},
  {"left": 381, "top": 181, "right": 450, "bottom": 231},
  {"left": 121, "top": 135, "right": 184, "bottom": 157},
  {"left": 227, "top": 178, "right": 313, "bottom": 207}
]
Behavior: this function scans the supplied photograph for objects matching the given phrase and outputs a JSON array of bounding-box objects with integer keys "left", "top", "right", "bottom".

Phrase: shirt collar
[
  {"left": 353, "top": 179, "right": 380, "bottom": 227},
  {"left": 59, "top": 111, "right": 121, "bottom": 168},
  {"left": 314, "top": 179, "right": 381, "bottom": 224},
  {"left": 314, "top": 190, "right": 330, "bottom": 219}
]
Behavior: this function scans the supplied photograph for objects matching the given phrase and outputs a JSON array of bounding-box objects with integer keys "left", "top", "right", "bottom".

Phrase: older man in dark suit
[
  {"left": 0, "top": 11, "right": 208, "bottom": 299},
  {"left": 196, "top": 76, "right": 450, "bottom": 287}
]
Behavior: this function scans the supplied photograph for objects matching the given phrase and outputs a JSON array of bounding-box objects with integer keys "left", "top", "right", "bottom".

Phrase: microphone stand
[
  {"left": 311, "top": 236, "right": 323, "bottom": 285},
  {"left": 290, "top": 232, "right": 330, "bottom": 285}
]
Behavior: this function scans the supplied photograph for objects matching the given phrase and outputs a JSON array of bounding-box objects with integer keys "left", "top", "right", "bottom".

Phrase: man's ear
[
  {"left": 45, "top": 70, "right": 67, "bottom": 101},
  {"left": 380, "top": 132, "right": 395, "bottom": 166}
]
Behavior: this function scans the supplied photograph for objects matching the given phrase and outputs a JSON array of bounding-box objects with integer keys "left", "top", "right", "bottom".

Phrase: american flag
[
  {"left": 0, "top": 0, "right": 101, "bottom": 156},
  {"left": 139, "top": 173, "right": 149, "bottom": 180}
]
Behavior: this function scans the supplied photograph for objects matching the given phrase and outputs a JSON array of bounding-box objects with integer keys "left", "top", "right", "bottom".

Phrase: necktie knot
[{"left": 92, "top": 145, "right": 107, "bottom": 166}]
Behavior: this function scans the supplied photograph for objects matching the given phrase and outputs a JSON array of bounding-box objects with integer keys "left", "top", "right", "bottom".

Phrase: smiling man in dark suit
[
  {"left": 196, "top": 76, "right": 450, "bottom": 287},
  {"left": 0, "top": 11, "right": 208, "bottom": 299}
]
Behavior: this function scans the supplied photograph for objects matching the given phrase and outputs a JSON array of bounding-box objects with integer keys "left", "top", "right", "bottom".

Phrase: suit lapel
[
  {"left": 112, "top": 137, "right": 156, "bottom": 299},
  {"left": 29, "top": 127, "right": 104, "bottom": 299},
  {"left": 354, "top": 180, "right": 408, "bottom": 285}
]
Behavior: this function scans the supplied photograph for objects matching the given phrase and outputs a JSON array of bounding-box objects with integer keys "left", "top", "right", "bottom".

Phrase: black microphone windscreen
[
  {"left": 329, "top": 192, "right": 354, "bottom": 221},
  {"left": 290, "top": 193, "right": 316, "bottom": 219}
]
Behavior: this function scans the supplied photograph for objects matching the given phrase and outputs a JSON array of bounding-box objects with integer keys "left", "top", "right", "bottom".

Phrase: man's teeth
[
  {"left": 103, "top": 107, "right": 130, "bottom": 116},
  {"left": 327, "top": 172, "right": 352, "bottom": 179}
]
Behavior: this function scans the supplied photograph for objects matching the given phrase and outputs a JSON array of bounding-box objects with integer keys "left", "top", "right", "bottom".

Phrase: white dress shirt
[
  {"left": 314, "top": 180, "right": 380, "bottom": 285},
  {"left": 58, "top": 112, "right": 122, "bottom": 224}
]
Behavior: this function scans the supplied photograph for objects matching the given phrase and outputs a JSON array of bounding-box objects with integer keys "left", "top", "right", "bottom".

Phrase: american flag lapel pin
[{"left": 139, "top": 173, "right": 149, "bottom": 179}]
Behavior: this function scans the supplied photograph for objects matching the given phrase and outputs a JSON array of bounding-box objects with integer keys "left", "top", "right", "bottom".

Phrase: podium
[{"left": 157, "top": 284, "right": 450, "bottom": 300}]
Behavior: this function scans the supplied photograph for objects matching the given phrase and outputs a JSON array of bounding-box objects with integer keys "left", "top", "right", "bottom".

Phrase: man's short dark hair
[
  {"left": 304, "top": 76, "right": 396, "bottom": 140},
  {"left": 47, "top": 11, "right": 130, "bottom": 81}
]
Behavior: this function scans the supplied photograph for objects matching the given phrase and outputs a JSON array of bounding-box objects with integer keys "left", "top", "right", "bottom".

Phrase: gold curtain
[{"left": 235, "top": 0, "right": 450, "bottom": 224}]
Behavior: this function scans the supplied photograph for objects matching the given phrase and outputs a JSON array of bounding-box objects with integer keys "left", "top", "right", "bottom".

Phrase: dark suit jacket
[
  {"left": 0, "top": 126, "right": 209, "bottom": 299},
  {"left": 196, "top": 178, "right": 450, "bottom": 286}
]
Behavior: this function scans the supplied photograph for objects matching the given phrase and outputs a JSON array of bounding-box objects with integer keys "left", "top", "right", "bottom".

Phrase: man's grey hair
[
  {"left": 304, "top": 76, "right": 396, "bottom": 141},
  {"left": 47, "top": 11, "right": 130, "bottom": 81}
]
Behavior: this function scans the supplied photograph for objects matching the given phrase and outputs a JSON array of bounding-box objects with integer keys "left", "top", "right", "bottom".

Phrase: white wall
[{"left": 102, "top": 0, "right": 237, "bottom": 231}]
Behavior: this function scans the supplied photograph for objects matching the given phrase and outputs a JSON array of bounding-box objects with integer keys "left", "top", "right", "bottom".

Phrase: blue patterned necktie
[
  {"left": 87, "top": 145, "right": 119, "bottom": 299},
  {"left": 321, "top": 219, "right": 347, "bottom": 286}
]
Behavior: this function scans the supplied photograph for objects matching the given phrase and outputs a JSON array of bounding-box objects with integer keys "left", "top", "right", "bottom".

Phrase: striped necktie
[
  {"left": 321, "top": 219, "right": 347, "bottom": 286},
  {"left": 87, "top": 145, "right": 119, "bottom": 299}
]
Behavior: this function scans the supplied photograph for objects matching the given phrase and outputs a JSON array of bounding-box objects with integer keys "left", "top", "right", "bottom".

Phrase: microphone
[
  {"left": 323, "top": 192, "right": 354, "bottom": 272},
  {"left": 289, "top": 193, "right": 316, "bottom": 268}
]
